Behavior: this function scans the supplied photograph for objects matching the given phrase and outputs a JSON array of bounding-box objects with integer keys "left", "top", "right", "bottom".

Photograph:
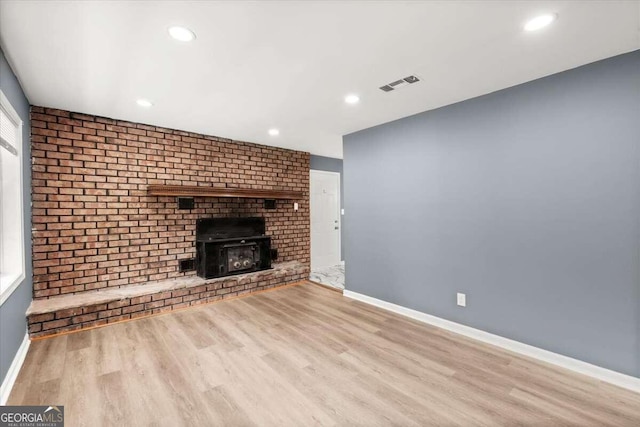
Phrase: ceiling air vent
[{"left": 379, "top": 75, "right": 420, "bottom": 92}]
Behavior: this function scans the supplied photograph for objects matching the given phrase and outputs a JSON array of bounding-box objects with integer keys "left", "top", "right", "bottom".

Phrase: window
[{"left": 0, "top": 90, "right": 25, "bottom": 306}]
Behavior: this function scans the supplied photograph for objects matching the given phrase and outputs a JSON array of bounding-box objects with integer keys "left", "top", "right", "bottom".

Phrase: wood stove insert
[{"left": 195, "top": 217, "right": 272, "bottom": 279}]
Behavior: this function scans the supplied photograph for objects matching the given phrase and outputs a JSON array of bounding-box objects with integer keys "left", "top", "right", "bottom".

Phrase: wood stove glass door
[{"left": 225, "top": 242, "right": 258, "bottom": 273}]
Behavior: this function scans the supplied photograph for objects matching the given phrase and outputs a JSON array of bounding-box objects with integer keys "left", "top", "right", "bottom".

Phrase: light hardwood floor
[{"left": 9, "top": 282, "right": 640, "bottom": 426}]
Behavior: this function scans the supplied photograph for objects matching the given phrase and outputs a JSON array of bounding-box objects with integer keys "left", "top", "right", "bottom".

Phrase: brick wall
[{"left": 30, "top": 107, "right": 310, "bottom": 299}]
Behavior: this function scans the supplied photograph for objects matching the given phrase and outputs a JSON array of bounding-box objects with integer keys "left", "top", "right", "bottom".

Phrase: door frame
[{"left": 310, "top": 169, "right": 341, "bottom": 268}]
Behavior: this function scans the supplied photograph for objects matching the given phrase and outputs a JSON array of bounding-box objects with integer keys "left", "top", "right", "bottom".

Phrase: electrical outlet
[{"left": 457, "top": 292, "right": 466, "bottom": 307}]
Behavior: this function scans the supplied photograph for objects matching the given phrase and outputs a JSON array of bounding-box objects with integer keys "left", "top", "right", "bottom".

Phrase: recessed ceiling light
[
  {"left": 168, "top": 26, "right": 196, "bottom": 42},
  {"left": 524, "top": 14, "right": 557, "bottom": 32},
  {"left": 136, "top": 99, "right": 153, "bottom": 108},
  {"left": 268, "top": 128, "right": 280, "bottom": 136},
  {"left": 345, "top": 94, "right": 360, "bottom": 104}
]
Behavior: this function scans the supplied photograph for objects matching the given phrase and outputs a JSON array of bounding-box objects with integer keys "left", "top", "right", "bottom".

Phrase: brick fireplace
[{"left": 27, "top": 107, "right": 310, "bottom": 336}]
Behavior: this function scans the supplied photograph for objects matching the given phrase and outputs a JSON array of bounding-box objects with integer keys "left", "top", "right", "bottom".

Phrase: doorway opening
[{"left": 310, "top": 170, "right": 344, "bottom": 290}]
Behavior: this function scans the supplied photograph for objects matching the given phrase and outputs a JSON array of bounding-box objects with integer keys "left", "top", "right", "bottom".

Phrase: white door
[{"left": 310, "top": 170, "right": 341, "bottom": 269}]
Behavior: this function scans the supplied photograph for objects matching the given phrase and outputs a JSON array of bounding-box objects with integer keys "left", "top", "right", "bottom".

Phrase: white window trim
[{"left": 0, "top": 89, "right": 25, "bottom": 307}]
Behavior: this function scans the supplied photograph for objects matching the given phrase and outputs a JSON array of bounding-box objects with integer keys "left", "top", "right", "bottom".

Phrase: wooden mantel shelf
[{"left": 147, "top": 185, "right": 303, "bottom": 200}]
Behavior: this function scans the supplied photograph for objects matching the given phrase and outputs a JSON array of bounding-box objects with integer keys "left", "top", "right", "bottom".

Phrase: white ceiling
[{"left": 1, "top": 1, "right": 639, "bottom": 158}]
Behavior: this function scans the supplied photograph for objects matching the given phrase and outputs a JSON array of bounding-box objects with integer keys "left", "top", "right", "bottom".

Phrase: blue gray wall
[
  {"left": 310, "top": 155, "right": 344, "bottom": 261},
  {"left": 0, "top": 47, "right": 32, "bottom": 384},
  {"left": 343, "top": 50, "right": 640, "bottom": 377}
]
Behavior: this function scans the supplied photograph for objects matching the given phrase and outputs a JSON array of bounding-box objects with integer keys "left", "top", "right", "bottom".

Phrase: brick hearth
[{"left": 27, "top": 261, "right": 309, "bottom": 338}]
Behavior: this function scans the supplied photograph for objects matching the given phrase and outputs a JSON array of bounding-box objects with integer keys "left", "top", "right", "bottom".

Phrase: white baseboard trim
[
  {"left": 0, "top": 331, "right": 30, "bottom": 405},
  {"left": 344, "top": 290, "right": 640, "bottom": 393}
]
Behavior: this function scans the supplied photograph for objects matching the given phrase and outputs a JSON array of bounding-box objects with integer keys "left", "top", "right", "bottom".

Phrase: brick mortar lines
[{"left": 30, "top": 107, "right": 310, "bottom": 299}]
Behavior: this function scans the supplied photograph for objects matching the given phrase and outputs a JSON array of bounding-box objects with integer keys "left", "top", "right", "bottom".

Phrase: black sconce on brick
[{"left": 178, "top": 197, "right": 195, "bottom": 210}]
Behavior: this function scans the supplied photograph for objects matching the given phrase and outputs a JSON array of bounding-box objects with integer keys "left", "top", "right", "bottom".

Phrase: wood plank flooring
[{"left": 9, "top": 282, "right": 640, "bottom": 426}]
